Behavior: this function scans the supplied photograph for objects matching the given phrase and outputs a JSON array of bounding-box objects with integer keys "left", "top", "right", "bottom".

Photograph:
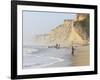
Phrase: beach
[
  {"left": 72, "top": 45, "right": 90, "bottom": 66},
  {"left": 23, "top": 45, "right": 89, "bottom": 69}
]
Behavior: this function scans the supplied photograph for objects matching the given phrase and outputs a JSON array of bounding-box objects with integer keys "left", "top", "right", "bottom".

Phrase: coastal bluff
[{"left": 33, "top": 14, "right": 89, "bottom": 47}]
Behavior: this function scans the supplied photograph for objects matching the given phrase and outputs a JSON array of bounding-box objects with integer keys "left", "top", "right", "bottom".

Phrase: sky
[{"left": 23, "top": 11, "right": 76, "bottom": 42}]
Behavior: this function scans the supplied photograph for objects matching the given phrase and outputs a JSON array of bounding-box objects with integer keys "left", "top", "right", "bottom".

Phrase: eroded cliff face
[
  {"left": 74, "top": 14, "right": 89, "bottom": 40},
  {"left": 33, "top": 14, "right": 89, "bottom": 47}
]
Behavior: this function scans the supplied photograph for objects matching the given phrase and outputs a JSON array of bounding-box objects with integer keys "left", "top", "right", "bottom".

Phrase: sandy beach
[{"left": 72, "top": 45, "right": 90, "bottom": 66}]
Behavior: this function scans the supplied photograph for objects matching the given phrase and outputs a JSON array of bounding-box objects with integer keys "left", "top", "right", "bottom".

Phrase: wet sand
[{"left": 72, "top": 45, "right": 90, "bottom": 66}]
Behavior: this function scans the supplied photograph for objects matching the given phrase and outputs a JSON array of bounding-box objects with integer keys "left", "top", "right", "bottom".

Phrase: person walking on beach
[{"left": 72, "top": 46, "right": 74, "bottom": 56}]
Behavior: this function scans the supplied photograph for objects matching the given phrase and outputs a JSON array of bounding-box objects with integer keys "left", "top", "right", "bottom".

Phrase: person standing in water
[{"left": 72, "top": 46, "right": 74, "bottom": 56}]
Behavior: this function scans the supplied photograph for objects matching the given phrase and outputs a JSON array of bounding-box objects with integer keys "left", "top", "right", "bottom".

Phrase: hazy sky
[
  {"left": 23, "top": 11, "right": 76, "bottom": 42},
  {"left": 23, "top": 11, "right": 76, "bottom": 44}
]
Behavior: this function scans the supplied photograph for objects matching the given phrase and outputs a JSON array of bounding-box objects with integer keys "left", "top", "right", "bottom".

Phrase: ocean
[{"left": 23, "top": 45, "right": 73, "bottom": 69}]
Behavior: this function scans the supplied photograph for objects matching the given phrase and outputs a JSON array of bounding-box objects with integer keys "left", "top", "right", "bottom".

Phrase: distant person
[
  {"left": 72, "top": 46, "right": 74, "bottom": 56},
  {"left": 55, "top": 44, "right": 60, "bottom": 49},
  {"left": 59, "top": 44, "right": 60, "bottom": 48},
  {"left": 55, "top": 44, "right": 58, "bottom": 48}
]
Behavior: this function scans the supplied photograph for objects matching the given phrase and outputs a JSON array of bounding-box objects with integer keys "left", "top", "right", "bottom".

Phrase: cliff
[
  {"left": 74, "top": 13, "right": 89, "bottom": 40},
  {"left": 33, "top": 14, "right": 89, "bottom": 47}
]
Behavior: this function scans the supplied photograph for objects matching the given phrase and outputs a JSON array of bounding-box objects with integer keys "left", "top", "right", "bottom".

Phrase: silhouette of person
[
  {"left": 56, "top": 44, "right": 58, "bottom": 48},
  {"left": 72, "top": 46, "right": 74, "bottom": 56},
  {"left": 58, "top": 44, "right": 60, "bottom": 48}
]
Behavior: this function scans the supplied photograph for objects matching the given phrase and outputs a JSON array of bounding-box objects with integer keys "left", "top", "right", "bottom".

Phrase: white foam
[{"left": 23, "top": 48, "right": 38, "bottom": 54}]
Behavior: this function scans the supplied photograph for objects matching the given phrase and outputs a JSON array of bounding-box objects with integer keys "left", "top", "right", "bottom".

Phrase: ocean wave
[{"left": 23, "top": 48, "right": 38, "bottom": 54}]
